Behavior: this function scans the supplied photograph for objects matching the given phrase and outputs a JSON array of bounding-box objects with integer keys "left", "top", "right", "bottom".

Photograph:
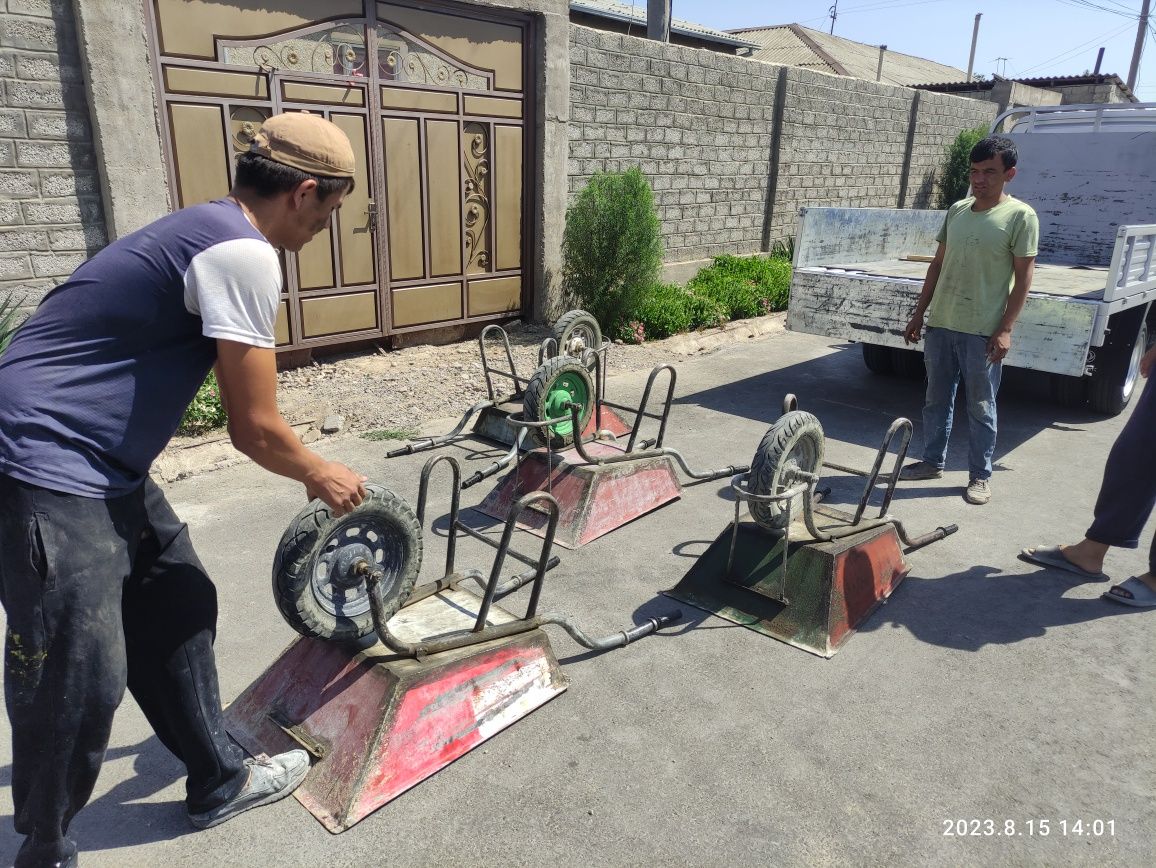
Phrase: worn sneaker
[
  {"left": 898, "top": 460, "right": 943, "bottom": 481},
  {"left": 188, "top": 750, "right": 311, "bottom": 830},
  {"left": 965, "top": 478, "right": 991, "bottom": 505}
]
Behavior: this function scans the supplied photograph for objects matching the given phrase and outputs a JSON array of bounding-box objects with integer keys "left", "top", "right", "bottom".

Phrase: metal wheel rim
[
  {"left": 778, "top": 437, "right": 820, "bottom": 491},
  {"left": 542, "top": 371, "right": 590, "bottom": 436},
  {"left": 311, "top": 517, "right": 407, "bottom": 618},
  {"left": 564, "top": 322, "right": 598, "bottom": 355},
  {"left": 1123, "top": 326, "right": 1146, "bottom": 402}
]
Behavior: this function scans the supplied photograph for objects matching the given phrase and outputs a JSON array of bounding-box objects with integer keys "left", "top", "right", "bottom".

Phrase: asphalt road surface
[{"left": 2, "top": 329, "right": 1152, "bottom": 867}]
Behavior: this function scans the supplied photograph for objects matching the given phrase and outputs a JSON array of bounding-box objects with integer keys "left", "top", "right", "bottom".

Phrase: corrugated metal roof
[
  {"left": 732, "top": 24, "right": 968, "bottom": 87},
  {"left": 570, "top": 1, "right": 759, "bottom": 49},
  {"left": 910, "top": 73, "right": 1135, "bottom": 100}
]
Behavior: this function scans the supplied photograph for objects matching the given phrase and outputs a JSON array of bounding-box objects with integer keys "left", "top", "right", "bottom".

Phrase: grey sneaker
[
  {"left": 189, "top": 750, "right": 311, "bottom": 830},
  {"left": 965, "top": 478, "right": 991, "bottom": 505},
  {"left": 898, "top": 460, "right": 943, "bottom": 481}
]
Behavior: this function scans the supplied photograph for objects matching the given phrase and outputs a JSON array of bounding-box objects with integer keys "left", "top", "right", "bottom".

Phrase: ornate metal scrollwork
[
  {"left": 230, "top": 107, "right": 270, "bottom": 152},
  {"left": 463, "top": 123, "right": 490, "bottom": 273},
  {"left": 222, "top": 21, "right": 368, "bottom": 76},
  {"left": 376, "top": 26, "right": 489, "bottom": 89}
]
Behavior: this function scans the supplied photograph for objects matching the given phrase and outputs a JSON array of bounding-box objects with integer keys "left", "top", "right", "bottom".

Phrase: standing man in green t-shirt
[{"left": 898, "top": 136, "right": 1039, "bottom": 505}]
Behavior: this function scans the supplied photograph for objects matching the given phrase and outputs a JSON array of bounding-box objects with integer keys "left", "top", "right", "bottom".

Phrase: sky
[{"left": 664, "top": 0, "right": 1156, "bottom": 101}]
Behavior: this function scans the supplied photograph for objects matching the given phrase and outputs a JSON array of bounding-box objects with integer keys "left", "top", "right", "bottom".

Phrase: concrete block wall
[
  {"left": 768, "top": 68, "right": 915, "bottom": 243},
  {"left": 569, "top": 24, "right": 1000, "bottom": 268},
  {"left": 568, "top": 25, "right": 778, "bottom": 263},
  {"left": 0, "top": 0, "right": 105, "bottom": 315},
  {"left": 905, "top": 90, "right": 999, "bottom": 209}
]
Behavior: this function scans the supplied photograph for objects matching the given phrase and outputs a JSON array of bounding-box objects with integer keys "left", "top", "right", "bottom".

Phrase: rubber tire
[
  {"left": 748, "top": 411, "right": 825, "bottom": 531},
  {"left": 550, "top": 309, "right": 602, "bottom": 360},
  {"left": 862, "top": 343, "right": 894, "bottom": 375},
  {"left": 272, "top": 484, "right": 422, "bottom": 644},
  {"left": 523, "top": 356, "right": 595, "bottom": 448},
  {"left": 1049, "top": 372, "right": 1088, "bottom": 408},
  {"left": 891, "top": 347, "right": 926, "bottom": 380},
  {"left": 1088, "top": 313, "right": 1148, "bottom": 416}
]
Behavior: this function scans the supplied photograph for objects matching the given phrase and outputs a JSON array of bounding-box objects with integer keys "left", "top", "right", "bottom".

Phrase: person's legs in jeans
[
  {"left": 920, "top": 327, "right": 962, "bottom": 469},
  {"left": 121, "top": 479, "right": 247, "bottom": 814},
  {"left": 959, "top": 332, "right": 1003, "bottom": 481},
  {"left": 0, "top": 476, "right": 132, "bottom": 868}
]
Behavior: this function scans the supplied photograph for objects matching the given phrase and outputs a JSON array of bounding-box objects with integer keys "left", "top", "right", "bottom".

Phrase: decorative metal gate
[{"left": 146, "top": 0, "right": 531, "bottom": 351}]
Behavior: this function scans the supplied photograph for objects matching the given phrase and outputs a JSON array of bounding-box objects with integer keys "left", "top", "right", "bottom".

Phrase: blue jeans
[{"left": 920, "top": 327, "right": 1002, "bottom": 480}]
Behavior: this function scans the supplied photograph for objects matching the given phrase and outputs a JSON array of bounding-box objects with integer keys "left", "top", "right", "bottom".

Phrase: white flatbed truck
[{"left": 786, "top": 102, "right": 1156, "bottom": 415}]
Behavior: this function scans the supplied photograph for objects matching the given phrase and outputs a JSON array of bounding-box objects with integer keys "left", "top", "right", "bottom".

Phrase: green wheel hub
[{"left": 543, "top": 372, "right": 589, "bottom": 436}]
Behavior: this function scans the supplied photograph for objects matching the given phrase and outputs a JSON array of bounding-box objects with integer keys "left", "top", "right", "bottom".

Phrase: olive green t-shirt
[{"left": 926, "top": 195, "right": 1039, "bottom": 337}]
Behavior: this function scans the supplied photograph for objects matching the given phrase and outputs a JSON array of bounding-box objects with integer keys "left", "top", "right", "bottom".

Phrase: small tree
[
  {"left": 0, "top": 294, "right": 25, "bottom": 356},
  {"left": 561, "top": 167, "right": 663, "bottom": 332},
  {"left": 937, "top": 125, "right": 988, "bottom": 210}
]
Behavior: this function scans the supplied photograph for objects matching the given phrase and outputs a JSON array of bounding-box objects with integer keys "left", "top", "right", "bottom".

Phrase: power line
[{"left": 1015, "top": 20, "right": 1136, "bottom": 74}]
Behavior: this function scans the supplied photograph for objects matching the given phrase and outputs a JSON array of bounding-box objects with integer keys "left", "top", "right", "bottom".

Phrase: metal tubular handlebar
[
  {"left": 851, "top": 417, "right": 912, "bottom": 524},
  {"left": 417, "top": 454, "right": 462, "bottom": 577},
  {"left": 537, "top": 610, "right": 682, "bottom": 651},
  {"left": 473, "top": 491, "right": 560, "bottom": 629},
  {"left": 781, "top": 393, "right": 799, "bottom": 415},
  {"left": 461, "top": 427, "right": 527, "bottom": 489},
  {"left": 625, "top": 364, "right": 676, "bottom": 452},
  {"left": 386, "top": 400, "right": 494, "bottom": 458},
  {"left": 479, "top": 324, "right": 524, "bottom": 401}
]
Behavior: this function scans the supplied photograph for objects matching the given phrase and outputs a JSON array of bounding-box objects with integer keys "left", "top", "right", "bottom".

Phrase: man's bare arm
[
  {"left": 214, "top": 339, "right": 366, "bottom": 515},
  {"left": 904, "top": 243, "right": 946, "bottom": 344},
  {"left": 986, "top": 255, "right": 1036, "bottom": 362}
]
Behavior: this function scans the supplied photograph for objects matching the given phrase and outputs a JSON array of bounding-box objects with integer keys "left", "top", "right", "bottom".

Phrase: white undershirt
[{"left": 182, "top": 238, "right": 283, "bottom": 348}]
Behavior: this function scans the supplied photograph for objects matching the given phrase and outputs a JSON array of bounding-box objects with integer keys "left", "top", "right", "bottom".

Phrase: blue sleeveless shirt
[{"left": 0, "top": 199, "right": 275, "bottom": 497}]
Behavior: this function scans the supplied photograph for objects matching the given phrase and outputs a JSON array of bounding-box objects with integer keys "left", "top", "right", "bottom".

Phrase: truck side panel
[
  {"left": 788, "top": 270, "right": 1097, "bottom": 377},
  {"left": 794, "top": 207, "right": 942, "bottom": 268}
]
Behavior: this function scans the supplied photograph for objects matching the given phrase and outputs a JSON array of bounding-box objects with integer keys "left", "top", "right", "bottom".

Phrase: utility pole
[
  {"left": 829, "top": 1, "right": 838, "bottom": 35},
  {"left": 876, "top": 45, "right": 887, "bottom": 81},
  {"left": 993, "top": 56, "right": 1009, "bottom": 77},
  {"left": 966, "top": 13, "right": 982, "bottom": 82},
  {"left": 1094, "top": 46, "right": 1105, "bottom": 75},
  {"left": 647, "top": 0, "right": 671, "bottom": 43},
  {"left": 1126, "top": 0, "right": 1151, "bottom": 91}
]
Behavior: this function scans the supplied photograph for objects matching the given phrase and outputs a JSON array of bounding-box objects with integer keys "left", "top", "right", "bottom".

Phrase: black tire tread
[
  {"left": 748, "top": 411, "right": 825, "bottom": 531},
  {"left": 523, "top": 356, "right": 595, "bottom": 448},
  {"left": 272, "top": 484, "right": 422, "bottom": 644},
  {"left": 862, "top": 343, "right": 894, "bottom": 375},
  {"left": 1088, "top": 318, "right": 1148, "bottom": 416}
]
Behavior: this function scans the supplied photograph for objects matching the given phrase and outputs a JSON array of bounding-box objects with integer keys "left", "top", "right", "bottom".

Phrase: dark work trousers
[
  {"left": 0, "top": 473, "right": 247, "bottom": 867},
  {"left": 1087, "top": 374, "right": 1156, "bottom": 573}
]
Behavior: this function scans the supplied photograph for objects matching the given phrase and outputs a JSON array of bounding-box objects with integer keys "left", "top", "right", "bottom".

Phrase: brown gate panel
[
  {"left": 330, "top": 114, "right": 375, "bottom": 287},
  {"left": 149, "top": 1, "right": 531, "bottom": 351},
  {"left": 468, "top": 276, "right": 520, "bottom": 318},
  {"left": 392, "top": 281, "right": 462, "bottom": 328},
  {"left": 168, "top": 103, "right": 230, "bottom": 207},
  {"left": 426, "top": 120, "right": 464, "bottom": 277},
  {"left": 382, "top": 117, "right": 424, "bottom": 281},
  {"left": 494, "top": 124, "right": 522, "bottom": 272},
  {"left": 302, "top": 292, "right": 378, "bottom": 338}
]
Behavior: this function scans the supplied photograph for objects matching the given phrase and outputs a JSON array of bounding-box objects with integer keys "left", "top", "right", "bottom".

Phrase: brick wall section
[
  {"left": 768, "top": 68, "right": 916, "bottom": 243},
  {"left": 0, "top": 0, "right": 106, "bottom": 314},
  {"left": 905, "top": 90, "right": 999, "bottom": 209},
  {"left": 568, "top": 25, "right": 999, "bottom": 266},
  {"left": 568, "top": 26, "right": 779, "bottom": 262}
]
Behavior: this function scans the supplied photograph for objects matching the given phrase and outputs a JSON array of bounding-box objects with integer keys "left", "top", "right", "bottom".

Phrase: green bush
[
  {"left": 937, "top": 125, "right": 988, "bottom": 210},
  {"left": 0, "top": 294, "right": 25, "bottom": 356},
  {"left": 635, "top": 283, "right": 693, "bottom": 340},
  {"left": 687, "top": 254, "right": 792, "bottom": 319},
  {"left": 178, "top": 371, "right": 228, "bottom": 436},
  {"left": 562, "top": 167, "right": 663, "bottom": 332}
]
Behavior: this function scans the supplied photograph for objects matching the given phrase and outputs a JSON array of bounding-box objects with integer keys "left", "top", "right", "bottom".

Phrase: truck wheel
[
  {"left": 549, "top": 310, "right": 602, "bottom": 360},
  {"left": 862, "top": 343, "right": 893, "bottom": 374},
  {"left": 524, "top": 356, "right": 595, "bottom": 448},
  {"left": 1088, "top": 310, "right": 1149, "bottom": 415},
  {"left": 890, "top": 347, "right": 926, "bottom": 380},
  {"left": 1049, "top": 373, "right": 1088, "bottom": 408},
  {"left": 748, "top": 411, "right": 825, "bottom": 531},
  {"left": 272, "top": 484, "right": 422, "bottom": 644}
]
